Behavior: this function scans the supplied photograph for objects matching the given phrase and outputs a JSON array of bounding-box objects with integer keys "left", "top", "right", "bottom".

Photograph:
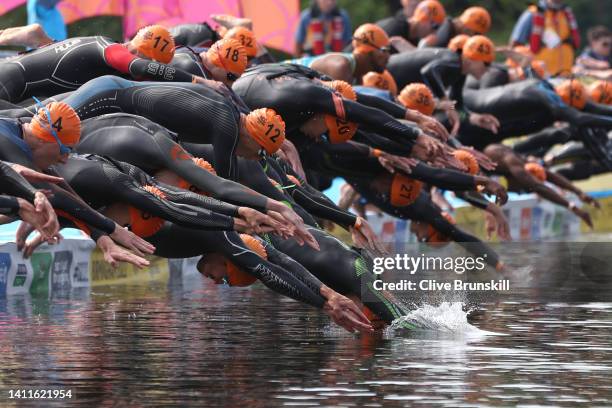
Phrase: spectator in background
[
  {"left": 27, "top": 0, "right": 66, "bottom": 41},
  {"left": 295, "top": 0, "right": 352, "bottom": 57},
  {"left": 576, "top": 26, "right": 611, "bottom": 70},
  {"left": 510, "top": 0, "right": 580, "bottom": 77}
]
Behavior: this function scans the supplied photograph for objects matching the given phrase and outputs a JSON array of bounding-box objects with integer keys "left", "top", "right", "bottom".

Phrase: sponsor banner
[{"left": 365, "top": 195, "right": 584, "bottom": 245}]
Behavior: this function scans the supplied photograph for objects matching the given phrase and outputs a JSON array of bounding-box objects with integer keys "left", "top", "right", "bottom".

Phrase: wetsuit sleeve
[
  {"left": 353, "top": 130, "right": 413, "bottom": 156},
  {"left": 44, "top": 184, "right": 116, "bottom": 234},
  {"left": 104, "top": 161, "right": 235, "bottom": 231},
  {"left": 421, "top": 58, "right": 462, "bottom": 99},
  {"left": 157, "top": 137, "right": 269, "bottom": 212},
  {"left": 289, "top": 186, "right": 357, "bottom": 228},
  {"left": 152, "top": 183, "right": 239, "bottom": 217},
  {"left": 455, "top": 191, "right": 490, "bottom": 210},
  {"left": 0, "top": 196, "right": 20, "bottom": 216},
  {"left": 584, "top": 101, "right": 612, "bottom": 117},
  {"left": 355, "top": 92, "right": 407, "bottom": 118},
  {"left": 554, "top": 105, "right": 612, "bottom": 130},
  {"left": 0, "top": 161, "right": 37, "bottom": 201},
  {"left": 409, "top": 162, "right": 476, "bottom": 191},
  {"left": 103, "top": 44, "right": 196, "bottom": 83},
  {"left": 342, "top": 99, "right": 420, "bottom": 149},
  {"left": 262, "top": 240, "right": 326, "bottom": 308}
]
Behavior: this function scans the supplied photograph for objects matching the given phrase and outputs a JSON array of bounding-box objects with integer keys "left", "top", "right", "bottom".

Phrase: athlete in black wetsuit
[
  {"left": 460, "top": 79, "right": 612, "bottom": 160},
  {"left": 1, "top": 75, "right": 271, "bottom": 180},
  {"left": 0, "top": 26, "right": 204, "bottom": 103},
  {"left": 232, "top": 63, "right": 444, "bottom": 160},
  {"left": 74, "top": 113, "right": 309, "bottom": 237}
]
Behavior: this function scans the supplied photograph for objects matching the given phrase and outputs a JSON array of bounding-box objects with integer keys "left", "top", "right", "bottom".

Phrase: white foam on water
[{"left": 387, "top": 302, "right": 499, "bottom": 337}]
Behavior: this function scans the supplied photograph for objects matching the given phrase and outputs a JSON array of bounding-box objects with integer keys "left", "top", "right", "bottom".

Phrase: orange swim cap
[
  {"left": 459, "top": 7, "right": 491, "bottom": 34},
  {"left": 352, "top": 24, "right": 390, "bottom": 54},
  {"left": 128, "top": 185, "right": 166, "bottom": 238},
  {"left": 453, "top": 150, "right": 479, "bottom": 175},
  {"left": 426, "top": 212, "right": 455, "bottom": 244},
  {"left": 390, "top": 173, "right": 422, "bottom": 207},
  {"left": 463, "top": 35, "right": 495, "bottom": 63},
  {"left": 448, "top": 34, "right": 470, "bottom": 52},
  {"left": 555, "top": 79, "right": 587, "bottom": 110},
  {"left": 323, "top": 80, "right": 359, "bottom": 143},
  {"left": 524, "top": 162, "right": 547, "bottom": 182},
  {"left": 362, "top": 70, "right": 398, "bottom": 97},
  {"left": 206, "top": 38, "right": 248, "bottom": 76},
  {"left": 398, "top": 83, "right": 435, "bottom": 116},
  {"left": 225, "top": 234, "right": 267, "bottom": 286},
  {"left": 413, "top": 0, "right": 446, "bottom": 25},
  {"left": 131, "top": 25, "right": 175, "bottom": 64},
  {"left": 224, "top": 26, "right": 258, "bottom": 58},
  {"left": 245, "top": 108, "right": 286, "bottom": 154},
  {"left": 590, "top": 80, "right": 612, "bottom": 105},
  {"left": 31, "top": 101, "right": 81, "bottom": 145}
]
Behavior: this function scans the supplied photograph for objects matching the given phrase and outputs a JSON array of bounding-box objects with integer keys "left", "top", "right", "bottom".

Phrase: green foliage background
[{"left": 1, "top": 1, "right": 609, "bottom": 53}]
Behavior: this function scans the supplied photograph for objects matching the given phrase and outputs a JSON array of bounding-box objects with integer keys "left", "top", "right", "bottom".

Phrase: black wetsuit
[
  {"left": 2, "top": 76, "right": 244, "bottom": 179},
  {"left": 0, "top": 117, "right": 116, "bottom": 236},
  {"left": 53, "top": 154, "right": 237, "bottom": 232},
  {"left": 512, "top": 125, "right": 573, "bottom": 157},
  {"left": 386, "top": 48, "right": 464, "bottom": 104},
  {"left": 464, "top": 64, "right": 511, "bottom": 90},
  {"left": 169, "top": 23, "right": 220, "bottom": 48},
  {"left": 0, "top": 161, "right": 43, "bottom": 216},
  {"left": 460, "top": 79, "right": 612, "bottom": 157},
  {"left": 168, "top": 47, "right": 208, "bottom": 77},
  {"left": 376, "top": 11, "right": 414, "bottom": 42},
  {"left": 425, "top": 18, "right": 458, "bottom": 48},
  {"left": 232, "top": 63, "right": 421, "bottom": 151},
  {"left": 75, "top": 113, "right": 269, "bottom": 212},
  {"left": 0, "top": 37, "right": 197, "bottom": 103}
]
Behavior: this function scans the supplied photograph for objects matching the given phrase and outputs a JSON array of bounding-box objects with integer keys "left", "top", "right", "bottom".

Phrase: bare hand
[
  {"left": 377, "top": 152, "right": 418, "bottom": 174},
  {"left": 350, "top": 217, "right": 388, "bottom": 255},
  {"left": 485, "top": 203, "right": 511, "bottom": 241},
  {"left": 579, "top": 192, "right": 600, "bottom": 209},
  {"left": 478, "top": 178, "right": 508, "bottom": 205},
  {"left": 461, "top": 146, "right": 497, "bottom": 171},
  {"left": 572, "top": 207, "right": 593, "bottom": 229},
  {"left": 237, "top": 207, "right": 285, "bottom": 235},
  {"left": 33, "top": 191, "right": 59, "bottom": 238},
  {"left": 321, "top": 285, "right": 374, "bottom": 333},
  {"left": 110, "top": 224, "right": 155, "bottom": 256},
  {"left": 410, "top": 111, "right": 449, "bottom": 141},
  {"left": 470, "top": 113, "right": 500, "bottom": 134},
  {"left": 411, "top": 134, "right": 445, "bottom": 161},
  {"left": 97, "top": 235, "right": 150, "bottom": 269}
]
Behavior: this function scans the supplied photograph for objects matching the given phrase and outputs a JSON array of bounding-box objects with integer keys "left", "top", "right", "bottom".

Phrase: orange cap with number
[
  {"left": 206, "top": 38, "right": 248, "bottom": 76},
  {"left": 245, "top": 108, "right": 286, "bottom": 154},
  {"left": 224, "top": 26, "right": 258, "bottom": 58},
  {"left": 31, "top": 101, "right": 81, "bottom": 145},
  {"left": 555, "top": 79, "right": 587, "bottom": 110},
  {"left": 128, "top": 185, "right": 166, "bottom": 237},
  {"left": 225, "top": 234, "right": 267, "bottom": 286},
  {"left": 590, "top": 81, "right": 612, "bottom": 105},
  {"left": 413, "top": 0, "right": 446, "bottom": 25},
  {"left": 323, "top": 80, "right": 359, "bottom": 143},
  {"left": 398, "top": 83, "right": 435, "bottom": 116},
  {"left": 131, "top": 25, "right": 175, "bottom": 64},
  {"left": 362, "top": 70, "right": 398, "bottom": 97},
  {"left": 524, "top": 162, "right": 547, "bottom": 182},
  {"left": 459, "top": 7, "right": 491, "bottom": 34},
  {"left": 427, "top": 212, "right": 455, "bottom": 244},
  {"left": 463, "top": 35, "right": 495, "bottom": 63},
  {"left": 352, "top": 23, "right": 390, "bottom": 54},
  {"left": 448, "top": 34, "right": 470, "bottom": 52},
  {"left": 390, "top": 173, "right": 422, "bottom": 206},
  {"left": 453, "top": 150, "right": 479, "bottom": 175}
]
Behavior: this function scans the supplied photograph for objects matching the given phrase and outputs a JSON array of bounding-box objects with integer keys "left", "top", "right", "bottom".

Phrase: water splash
[{"left": 388, "top": 302, "right": 497, "bottom": 337}]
